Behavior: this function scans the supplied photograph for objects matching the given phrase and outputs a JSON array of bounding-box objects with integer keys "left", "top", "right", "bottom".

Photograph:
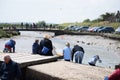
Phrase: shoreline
[{"left": 55, "top": 35, "right": 120, "bottom": 56}]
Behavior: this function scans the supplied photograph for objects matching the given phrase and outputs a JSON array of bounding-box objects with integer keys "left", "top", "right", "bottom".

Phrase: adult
[
  {"left": 88, "top": 55, "right": 102, "bottom": 66},
  {"left": 63, "top": 42, "right": 72, "bottom": 61},
  {"left": 32, "top": 39, "right": 40, "bottom": 54},
  {"left": 104, "top": 64, "right": 120, "bottom": 80},
  {"left": 72, "top": 45, "right": 85, "bottom": 64},
  {"left": 39, "top": 34, "right": 53, "bottom": 56},
  {"left": 0, "top": 55, "right": 21, "bottom": 80}
]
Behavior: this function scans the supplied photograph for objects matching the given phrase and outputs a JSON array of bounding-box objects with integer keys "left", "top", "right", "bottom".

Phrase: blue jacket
[
  {"left": 5, "top": 40, "right": 16, "bottom": 52},
  {"left": 32, "top": 42, "right": 39, "bottom": 54},
  {"left": 0, "top": 60, "right": 21, "bottom": 80},
  {"left": 63, "top": 46, "right": 71, "bottom": 60}
]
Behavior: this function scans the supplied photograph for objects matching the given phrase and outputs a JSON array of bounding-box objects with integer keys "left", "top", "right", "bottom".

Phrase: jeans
[{"left": 73, "top": 51, "right": 84, "bottom": 64}]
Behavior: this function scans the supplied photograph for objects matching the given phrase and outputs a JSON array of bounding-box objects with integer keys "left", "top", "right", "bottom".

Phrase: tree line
[
  {"left": 0, "top": 21, "right": 59, "bottom": 29},
  {"left": 83, "top": 10, "right": 120, "bottom": 23}
]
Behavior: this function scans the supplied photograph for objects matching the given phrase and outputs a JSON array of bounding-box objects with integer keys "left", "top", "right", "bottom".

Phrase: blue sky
[{"left": 0, "top": 0, "right": 120, "bottom": 23}]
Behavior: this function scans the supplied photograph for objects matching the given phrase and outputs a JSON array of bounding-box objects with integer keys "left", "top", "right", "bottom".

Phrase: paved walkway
[
  {"left": 26, "top": 61, "right": 114, "bottom": 80},
  {"left": 0, "top": 53, "right": 60, "bottom": 68}
]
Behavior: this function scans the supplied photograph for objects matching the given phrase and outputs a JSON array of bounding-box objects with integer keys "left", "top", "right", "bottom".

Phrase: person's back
[
  {"left": 5, "top": 40, "right": 15, "bottom": 48},
  {"left": 63, "top": 42, "right": 71, "bottom": 61},
  {"left": 40, "top": 35, "right": 53, "bottom": 56},
  {"left": 32, "top": 40, "right": 39, "bottom": 54},
  {"left": 72, "top": 45, "right": 85, "bottom": 64},
  {"left": 4, "top": 39, "right": 16, "bottom": 53},
  {"left": 72, "top": 45, "right": 84, "bottom": 61}
]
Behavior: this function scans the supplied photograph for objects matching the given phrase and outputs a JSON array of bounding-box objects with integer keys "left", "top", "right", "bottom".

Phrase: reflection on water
[{"left": 0, "top": 31, "right": 120, "bottom": 68}]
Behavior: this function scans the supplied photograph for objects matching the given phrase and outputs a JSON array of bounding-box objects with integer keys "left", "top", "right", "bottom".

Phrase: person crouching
[
  {"left": 72, "top": 45, "right": 85, "bottom": 64},
  {"left": 3, "top": 39, "right": 16, "bottom": 53},
  {"left": 88, "top": 55, "right": 102, "bottom": 66}
]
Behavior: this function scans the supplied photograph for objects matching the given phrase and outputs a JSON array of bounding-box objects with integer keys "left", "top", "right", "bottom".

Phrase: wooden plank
[{"left": 0, "top": 53, "right": 60, "bottom": 68}]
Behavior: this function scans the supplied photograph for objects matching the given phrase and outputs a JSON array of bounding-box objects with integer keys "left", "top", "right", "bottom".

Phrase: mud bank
[{"left": 55, "top": 35, "right": 120, "bottom": 55}]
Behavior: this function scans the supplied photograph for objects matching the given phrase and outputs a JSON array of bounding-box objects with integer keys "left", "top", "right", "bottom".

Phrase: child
[
  {"left": 88, "top": 55, "right": 102, "bottom": 66},
  {"left": 3, "top": 39, "right": 16, "bottom": 53},
  {"left": 63, "top": 42, "right": 72, "bottom": 61},
  {"left": 32, "top": 40, "right": 39, "bottom": 54}
]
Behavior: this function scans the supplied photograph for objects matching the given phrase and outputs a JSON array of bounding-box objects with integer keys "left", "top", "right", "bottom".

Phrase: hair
[
  {"left": 115, "top": 63, "right": 120, "bottom": 69},
  {"left": 35, "top": 39, "right": 39, "bottom": 43},
  {"left": 4, "top": 55, "right": 11, "bottom": 60},
  {"left": 66, "top": 42, "right": 70, "bottom": 47},
  {"left": 44, "top": 34, "right": 50, "bottom": 39}
]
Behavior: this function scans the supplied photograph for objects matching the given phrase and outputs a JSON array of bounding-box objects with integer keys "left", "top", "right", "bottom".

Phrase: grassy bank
[
  {"left": 0, "top": 30, "right": 20, "bottom": 38},
  {"left": 59, "top": 22, "right": 120, "bottom": 29}
]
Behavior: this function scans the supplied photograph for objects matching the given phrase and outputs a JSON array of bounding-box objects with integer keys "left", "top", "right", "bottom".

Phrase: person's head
[
  {"left": 44, "top": 34, "right": 50, "bottom": 39},
  {"left": 10, "top": 39, "right": 16, "bottom": 45},
  {"left": 4, "top": 55, "right": 11, "bottom": 64},
  {"left": 115, "top": 64, "right": 120, "bottom": 69},
  {"left": 74, "top": 44, "right": 79, "bottom": 47},
  {"left": 95, "top": 55, "right": 100, "bottom": 59},
  {"left": 35, "top": 39, "right": 39, "bottom": 43},
  {"left": 66, "top": 42, "right": 70, "bottom": 47}
]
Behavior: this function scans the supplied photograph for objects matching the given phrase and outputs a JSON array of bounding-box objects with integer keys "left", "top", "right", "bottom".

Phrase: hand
[{"left": 99, "top": 60, "right": 102, "bottom": 63}]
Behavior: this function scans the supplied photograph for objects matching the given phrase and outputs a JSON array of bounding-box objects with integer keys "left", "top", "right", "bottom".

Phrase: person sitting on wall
[
  {"left": 39, "top": 34, "right": 53, "bottom": 56},
  {"left": 0, "top": 55, "right": 21, "bottom": 80},
  {"left": 104, "top": 64, "right": 120, "bottom": 80},
  {"left": 88, "top": 55, "right": 102, "bottom": 66},
  {"left": 63, "top": 42, "right": 72, "bottom": 61},
  {"left": 32, "top": 39, "right": 40, "bottom": 54},
  {"left": 3, "top": 39, "right": 16, "bottom": 53}
]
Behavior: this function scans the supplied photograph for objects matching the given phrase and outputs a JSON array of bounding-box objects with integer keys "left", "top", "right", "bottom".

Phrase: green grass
[
  {"left": 0, "top": 30, "right": 20, "bottom": 38},
  {"left": 0, "top": 30, "right": 7, "bottom": 38}
]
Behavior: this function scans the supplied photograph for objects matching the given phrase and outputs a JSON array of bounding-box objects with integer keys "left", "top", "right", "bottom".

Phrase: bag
[{"left": 42, "top": 46, "right": 49, "bottom": 54}]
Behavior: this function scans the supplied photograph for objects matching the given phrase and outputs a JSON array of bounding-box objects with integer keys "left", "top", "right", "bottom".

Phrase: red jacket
[{"left": 109, "top": 68, "right": 120, "bottom": 80}]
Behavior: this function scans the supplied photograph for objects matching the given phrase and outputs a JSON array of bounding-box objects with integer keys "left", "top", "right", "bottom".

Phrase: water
[{"left": 0, "top": 31, "right": 120, "bottom": 68}]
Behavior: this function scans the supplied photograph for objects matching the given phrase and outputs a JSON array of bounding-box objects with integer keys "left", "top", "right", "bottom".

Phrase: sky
[{"left": 0, "top": 0, "right": 120, "bottom": 23}]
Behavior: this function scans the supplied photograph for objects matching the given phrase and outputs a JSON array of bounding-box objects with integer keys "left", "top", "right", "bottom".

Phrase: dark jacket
[
  {"left": 39, "top": 38, "right": 53, "bottom": 56},
  {"left": 32, "top": 42, "right": 40, "bottom": 54},
  {"left": 72, "top": 45, "right": 84, "bottom": 61},
  {"left": 0, "top": 60, "right": 21, "bottom": 80}
]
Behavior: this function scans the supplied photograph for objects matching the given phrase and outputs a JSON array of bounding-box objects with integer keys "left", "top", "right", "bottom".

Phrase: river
[{"left": 0, "top": 31, "right": 120, "bottom": 68}]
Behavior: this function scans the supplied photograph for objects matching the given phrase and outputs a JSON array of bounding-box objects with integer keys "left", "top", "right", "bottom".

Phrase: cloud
[{"left": 0, "top": 0, "right": 119, "bottom": 23}]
